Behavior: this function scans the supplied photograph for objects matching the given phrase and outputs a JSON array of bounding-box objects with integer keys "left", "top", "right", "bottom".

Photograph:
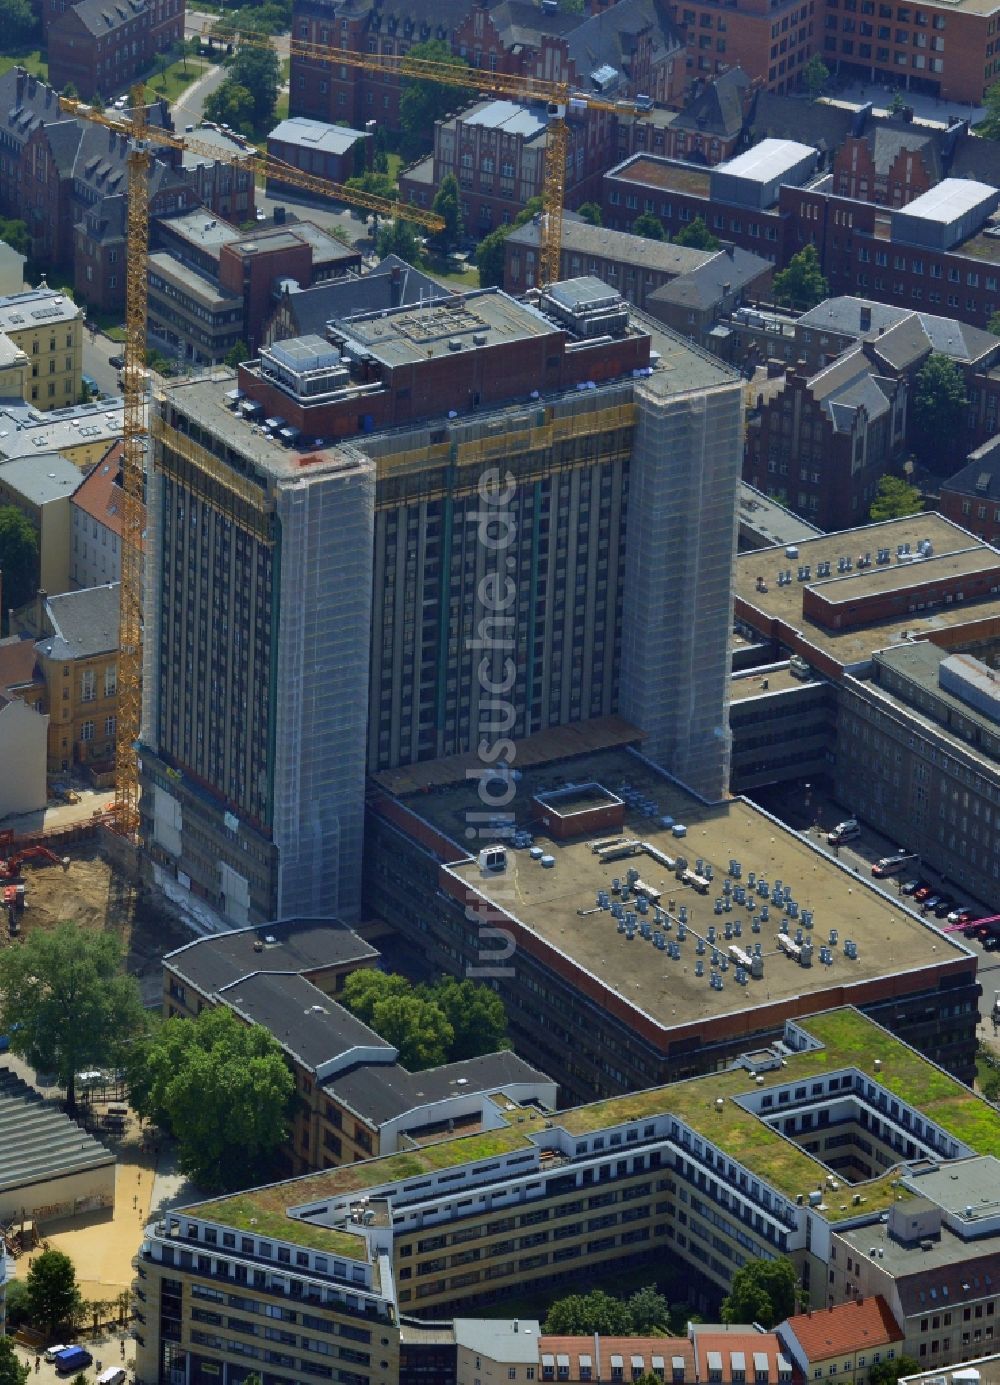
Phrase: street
[{"left": 81, "top": 327, "right": 123, "bottom": 399}]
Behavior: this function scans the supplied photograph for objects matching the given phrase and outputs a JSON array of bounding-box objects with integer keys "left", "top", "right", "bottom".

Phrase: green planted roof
[{"left": 183, "top": 1009, "right": 1000, "bottom": 1248}]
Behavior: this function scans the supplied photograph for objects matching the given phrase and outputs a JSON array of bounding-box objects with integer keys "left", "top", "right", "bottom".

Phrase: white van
[
  {"left": 827, "top": 818, "right": 860, "bottom": 845},
  {"left": 98, "top": 1369, "right": 127, "bottom": 1385}
]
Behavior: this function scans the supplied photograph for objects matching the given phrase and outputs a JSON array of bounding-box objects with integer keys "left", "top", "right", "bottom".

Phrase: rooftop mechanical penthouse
[{"left": 131, "top": 1009, "right": 1000, "bottom": 1385}]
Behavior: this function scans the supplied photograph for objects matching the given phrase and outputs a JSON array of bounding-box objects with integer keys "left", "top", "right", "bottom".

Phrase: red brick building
[
  {"left": 289, "top": 0, "right": 685, "bottom": 132},
  {"left": 48, "top": 0, "right": 184, "bottom": 102},
  {"left": 939, "top": 437, "right": 1000, "bottom": 543},
  {"left": 744, "top": 349, "right": 908, "bottom": 530}
]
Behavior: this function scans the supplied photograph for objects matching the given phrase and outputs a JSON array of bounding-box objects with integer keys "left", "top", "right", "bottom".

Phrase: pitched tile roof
[
  {"left": 71, "top": 442, "right": 125, "bottom": 538},
  {"left": 780, "top": 1297, "right": 903, "bottom": 1361},
  {"left": 539, "top": 1335, "right": 694, "bottom": 1381},
  {"left": 36, "top": 583, "right": 119, "bottom": 662},
  {"left": 691, "top": 1329, "right": 788, "bottom": 1384},
  {"left": 675, "top": 67, "right": 752, "bottom": 140},
  {"left": 941, "top": 435, "right": 1000, "bottom": 502}
]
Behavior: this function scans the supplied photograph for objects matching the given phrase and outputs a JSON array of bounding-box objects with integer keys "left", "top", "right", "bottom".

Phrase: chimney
[
  {"left": 860, "top": 305, "right": 872, "bottom": 332},
  {"left": 723, "top": 282, "right": 732, "bottom": 295},
  {"left": 390, "top": 263, "right": 403, "bottom": 306},
  {"left": 36, "top": 588, "right": 47, "bottom": 637}
]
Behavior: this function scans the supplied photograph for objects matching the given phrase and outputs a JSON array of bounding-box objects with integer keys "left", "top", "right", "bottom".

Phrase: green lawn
[
  {"left": 147, "top": 56, "right": 212, "bottom": 104},
  {"left": 0, "top": 49, "right": 48, "bottom": 81}
]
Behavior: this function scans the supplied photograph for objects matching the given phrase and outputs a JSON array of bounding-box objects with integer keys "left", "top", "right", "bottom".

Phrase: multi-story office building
[
  {"left": 366, "top": 738, "right": 980, "bottom": 1100},
  {"left": 140, "top": 280, "right": 743, "bottom": 926},
  {"left": 131, "top": 1008, "right": 1000, "bottom": 1385},
  {"left": 836, "top": 642, "right": 1000, "bottom": 908},
  {"left": 0, "top": 285, "right": 82, "bottom": 411}
]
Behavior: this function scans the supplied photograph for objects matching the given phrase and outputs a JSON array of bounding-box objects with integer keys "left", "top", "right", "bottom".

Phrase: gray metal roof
[
  {"left": 328, "top": 1049, "right": 553, "bottom": 1126},
  {"left": 37, "top": 583, "right": 119, "bottom": 662},
  {"left": 896, "top": 177, "right": 997, "bottom": 225},
  {"left": 0, "top": 1067, "right": 114, "bottom": 1194},
  {"left": 716, "top": 137, "right": 816, "bottom": 183},
  {"left": 269, "top": 116, "right": 368, "bottom": 155},
  {"left": 462, "top": 99, "right": 547, "bottom": 139},
  {"left": 0, "top": 453, "right": 83, "bottom": 507},
  {"left": 453, "top": 1319, "right": 541, "bottom": 1363}
]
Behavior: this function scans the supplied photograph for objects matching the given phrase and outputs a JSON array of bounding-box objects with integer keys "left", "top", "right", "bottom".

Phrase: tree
[
  {"left": 425, "top": 977, "right": 509, "bottom": 1060},
  {"left": 127, "top": 1006, "right": 294, "bottom": 1191},
  {"left": 376, "top": 218, "right": 424, "bottom": 265},
  {"left": 341, "top": 970, "right": 412, "bottom": 1027},
  {"left": 887, "top": 88, "right": 907, "bottom": 116},
  {"left": 0, "top": 216, "right": 29, "bottom": 256},
  {"left": 633, "top": 211, "right": 666, "bottom": 241},
  {"left": 224, "top": 339, "right": 249, "bottom": 368},
  {"left": 514, "top": 195, "right": 543, "bottom": 228},
  {"left": 772, "top": 243, "right": 828, "bottom": 311},
  {"left": 0, "top": 1338, "right": 28, "bottom": 1385},
  {"left": 674, "top": 215, "right": 721, "bottom": 250},
  {"left": 0, "top": 504, "right": 39, "bottom": 626},
  {"left": 476, "top": 226, "right": 508, "bottom": 287},
  {"left": 803, "top": 54, "right": 829, "bottom": 99},
  {"left": 203, "top": 80, "right": 255, "bottom": 134},
  {"left": 25, "top": 1249, "right": 81, "bottom": 1338},
  {"left": 371, "top": 992, "right": 453, "bottom": 1069},
  {"left": 0, "top": 922, "right": 145, "bottom": 1112},
  {"left": 870, "top": 474, "right": 921, "bottom": 521},
  {"left": 229, "top": 44, "right": 280, "bottom": 126},
  {"left": 0, "top": 0, "right": 38, "bottom": 45},
  {"left": 431, "top": 172, "right": 463, "bottom": 251},
  {"left": 626, "top": 1285, "right": 671, "bottom": 1334},
  {"left": 980, "top": 81, "right": 1000, "bottom": 140},
  {"left": 4, "top": 1278, "right": 29, "bottom": 1329},
  {"left": 345, "top": 170, "right": 396, "bottom": 203},
  {"left": 544, "top": 1289, "right": 634, "bottom": 1336},
  {"left": 869, "top": 1358, "right": 919, "bottom": 1385},
  {"left": 911, "top": 351, "right": 967, "bottom": 470},
  {"left": 577, "top": 201, "right": 602, "bottom": 226},
  {"left": 398, "top": 40, "right": 473, "bottom": 158},
  {"left": 721, "top": 1258, "right": 798, "bottom": 1329}
]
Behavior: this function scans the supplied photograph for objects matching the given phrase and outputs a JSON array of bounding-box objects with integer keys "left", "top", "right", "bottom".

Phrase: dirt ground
[{"left": 10, "top": 847, "right": 195, "bottom": 1005}]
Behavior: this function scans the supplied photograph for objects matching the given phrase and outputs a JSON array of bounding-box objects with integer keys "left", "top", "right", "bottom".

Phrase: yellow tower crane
[
  {"left": 197, "top": 25, "right": 649, "bottom": 285},
  {"left": 58, "top": 90, "right": 445, "bottom": 835}
]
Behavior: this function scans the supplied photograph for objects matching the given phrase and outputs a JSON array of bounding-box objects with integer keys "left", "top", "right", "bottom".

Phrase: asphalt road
[
  {"left": 171, "top": 60, "right": 229, "bottom": 129},
  {"left": 81, "top": 327, "right": 123, "bottom": 399}
]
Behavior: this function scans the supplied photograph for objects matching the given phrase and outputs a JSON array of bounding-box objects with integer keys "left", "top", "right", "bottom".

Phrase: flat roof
[
  {"left": 396, "top": 744, "right": 969, "bottom": 1035},
  {"left": 148, "top": 252, "right": 242, "bottom": 309},
  {"left": 0, "top": 452, "right": 82, "bottom": 505},
  {"left": 337, "top": 289, "right": 558, "bottom": 369},
  {"left": 895, "top": 178, "right": 998, "bottom": 225},
  {"left": 186, "top": 1008, "right": 1000, "bottom": 1250},
  {"left": 837, "top": 1213, "right": 999, "bottom": 1280},
  {"left": 268, "top": 116, "right": 367, "bottom": 155},
  {"left": 907, "top": 1155, "right": 1000, "bottom": 1221},
  {"left": 220, "top": 970, "right": 393, "bottom": 1072},
  {"left": 462, "top": 99, "right": 547, "bottom": 140},
  {"left": 506, "top": 215, "right": 715, "bottom": 277},
  {"left": 158, "top": 210, "right": 241, "bottom": 253},
  {"left": 608, "top": 154, "right": 711, "bottom": 196},
  {"left": 0, "top": 287, "right": 79, "bottom": 332},
  {"left": 729, "top": 664, "right": 809, "bottom": 701},
  {"left": 870, "top": 640, "right": 1000, "bottom": 749},
  {"left": 738, "top": 482, "right": 825, "bottom": 549},
  {"left": 0, "top": 399, "right": 124, "bottom": 460},
  {"left": 715, "top": 138, "right": 816, "bottom": 182},
  {"left": 164, "top": 916, "right": 380, "bottom": 997},
  {"left": 809, "top": 547, "right": 998, "bottom": 608},
  {"left": 734, "top": 513, "right": 998, "bottom": 671}
]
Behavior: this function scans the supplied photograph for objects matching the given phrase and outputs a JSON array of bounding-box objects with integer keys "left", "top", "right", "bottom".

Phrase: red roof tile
[
  {"left": 692, "top": 1330, "right": 787, "bottom": 1384},
  {"left": 781, "top": 1297, "right": 903, "bottom": 1362},
  {"left": 70, "top": 441, "right": 126, "bottom": 539},
  {"left": 0, "top": 636, "right": 41, "bottom": 697},
  {"left": 539, "top": 1336, "right": 694, "bottom": 1381}
]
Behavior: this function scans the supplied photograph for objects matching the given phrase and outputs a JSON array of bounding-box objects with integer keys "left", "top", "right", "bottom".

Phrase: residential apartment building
[
  {"left": 0, "top": 397, "right": 123, "bottom": 468},
  {"left": 365, "top": 737, "right": 979, "bottom": 1101},
  {"left": 744, "top": 349, "right": 907, "bottom": 530},
  {"left": 0, "top": 453, "right": 82, "bottom": 595},
  {"left": 139, "top": 280, "right": 743, "bottom": 927},
  {"left": 160, "top": 918, "right": 555, "bottom": 1179},
  {"left": 0, "top": 333, "right": 27, "bottom": 399},
  {"left": 289, "top": 0, "right": 685, "bottom": 134},
  {"left": 9, "top": 584, "right": 119, "bottom": 778},
  {"left": 130, "top": 1008, "right": 1000, "bottom": 1385},
  {"left": 836, "top": 641, "right": 1000, "bottom": 909},
  {"left": 69, "top": 442, "right": 141, "bottom": 592},
  {"left": 0, "top": 285, "right": 82, "bottom": 411},
  {"left": 778, "top": 1298, "right": 905, "bottom": 1385},
  {"left": 47, "top": 0, "right": 184, "bottom": 101}
]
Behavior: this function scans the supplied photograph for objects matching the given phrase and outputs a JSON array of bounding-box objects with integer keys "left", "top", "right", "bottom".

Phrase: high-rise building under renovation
[{"left": 140, "top": 278, "right": 742, "bottom": 925}]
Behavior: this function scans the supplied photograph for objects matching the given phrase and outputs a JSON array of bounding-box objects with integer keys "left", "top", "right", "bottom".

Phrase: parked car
[
  {"left": 947, "top": 906, "right": 976, "bottom": 925},
  {"left": 914, "top": 883, "right": 934, "bottom": 902},
  {"left": 921, "top": 894, "right": 943, "bottom": 912},
  {"left": 933, "top": 897, "right": 955, "bottom": 918},
  {"left": 900, "top": 879, "right": 924, "bottom": 896},
  {"left": 81, "top": 373, "right": 99, "bottom": 395},
  {"left": 44, "top": 1346, "right": 68, "bottom": 1363},
  {"left": 827, "top": 818, "right": 860, "bottom": 845},
  {"left": 53, "top": 1346, "right": 92, "bottom": 1375},
  {"left": 108, "top": 353, "right": 125, "bottom": 369}
]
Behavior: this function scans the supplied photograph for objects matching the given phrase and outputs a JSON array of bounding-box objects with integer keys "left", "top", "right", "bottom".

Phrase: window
[
  {"left": 105, "top": 715, "right": 117, "bottom": 738},
  {"left": 81, "top": 670, "right": 96, "bottom": 702},
  {"left": 104, "top": 664, "right": 117, "bottom": 697},
  {"left": 81, "top": 720, "right": 94, "bottom": 742}
]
